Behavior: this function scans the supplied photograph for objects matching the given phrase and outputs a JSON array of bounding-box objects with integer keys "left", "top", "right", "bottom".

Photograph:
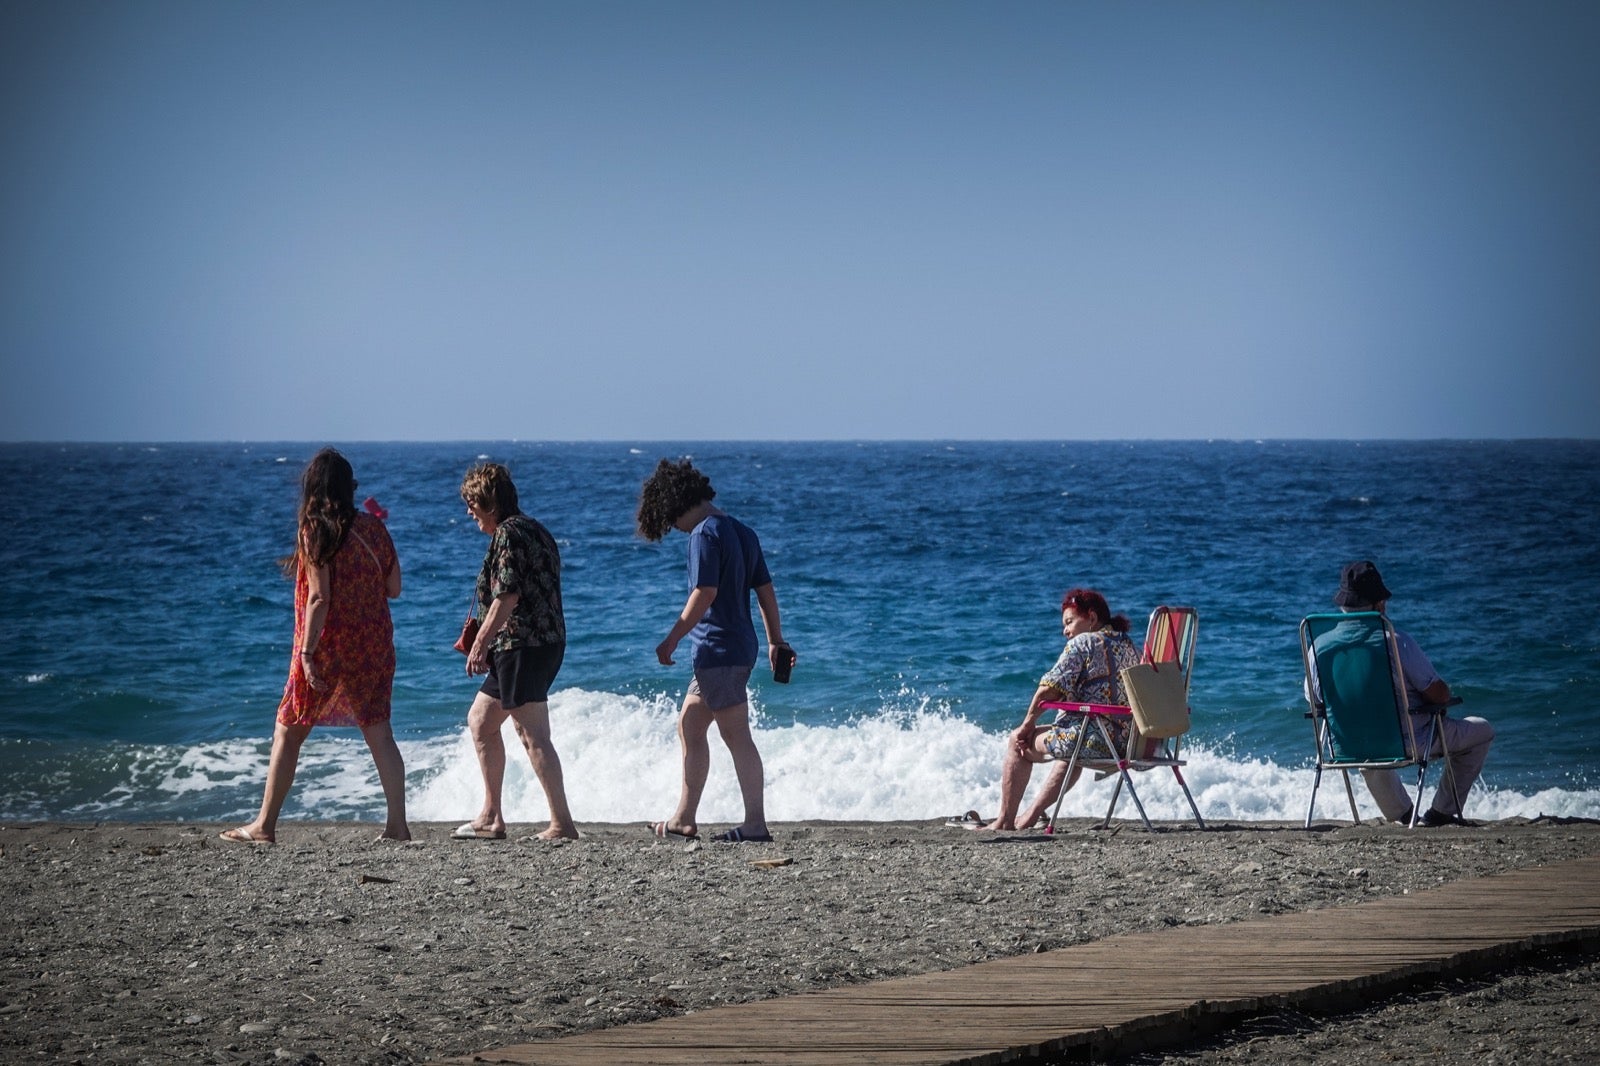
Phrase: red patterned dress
[{"left": 277, "top": 512, "right": 398, "bottom": 728}]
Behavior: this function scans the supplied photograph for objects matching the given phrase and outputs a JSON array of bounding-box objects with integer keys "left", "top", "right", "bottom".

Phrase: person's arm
[
  {"left": 1012, "top": 683, "right": 1059, "bottom": 758},
  {"left": 386, "top": 554, "right": 402, "bottom": 599},
  {"left": 372, "top": 519, "right": 402, "bottom": 599},
  {"left": 754, "top": 582, "right": 789, "bottom": 669},
  {"left": 1394, "top": 630, "right": 1449, "bottom": 708},
  {"left": 467, "top": 592, "right": 518, "bottom": 676},
  {"left": 658, "top": 586, "right": 718, "bottom": 665},
  {"left": 300, "top": 561, "right": 331, "bottom": 690}
]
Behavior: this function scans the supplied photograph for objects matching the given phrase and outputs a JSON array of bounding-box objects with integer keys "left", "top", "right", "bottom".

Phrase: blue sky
[{"left": 2, "top": 1, "right": 1597, "bottom": 441}]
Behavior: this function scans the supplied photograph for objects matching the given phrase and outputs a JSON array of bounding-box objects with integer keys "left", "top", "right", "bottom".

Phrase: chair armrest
[{"left": 1039, "top": 701, "right": 1132, "bottom": 719}]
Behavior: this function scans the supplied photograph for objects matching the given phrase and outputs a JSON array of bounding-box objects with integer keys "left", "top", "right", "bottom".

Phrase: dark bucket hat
[{"left": 1334, "top": 560, "right": 1394, "bottom": 608}]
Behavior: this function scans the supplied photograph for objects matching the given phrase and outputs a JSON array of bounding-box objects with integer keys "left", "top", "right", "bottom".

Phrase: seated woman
[{"left": 974, "top": 588, "right": 1142, "bottom": 831}]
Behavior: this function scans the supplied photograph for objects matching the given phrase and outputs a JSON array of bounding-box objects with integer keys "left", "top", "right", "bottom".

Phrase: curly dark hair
[{"left": 636, "top": 458, "right": 714, "bottom": 542}]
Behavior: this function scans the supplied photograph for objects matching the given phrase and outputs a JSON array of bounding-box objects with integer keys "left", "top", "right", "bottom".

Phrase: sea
[{"left": 1, "top": 440, "right": 1597, "bottom": 827}]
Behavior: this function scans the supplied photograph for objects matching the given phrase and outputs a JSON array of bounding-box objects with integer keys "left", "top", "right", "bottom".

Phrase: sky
[{"left": 2, "top": 1, "right": 1597, "bottom": 441}]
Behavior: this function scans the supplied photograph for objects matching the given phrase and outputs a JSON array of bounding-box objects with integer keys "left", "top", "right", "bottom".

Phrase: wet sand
[{"left": 3, "top": 818, "right": 1597, "bottom": 1064}]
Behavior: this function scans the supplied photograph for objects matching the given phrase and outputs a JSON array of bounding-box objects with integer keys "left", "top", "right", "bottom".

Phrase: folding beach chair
[
  {"left": 1299, "top": 611, "right": 1458, "bottom": 827},
  {"left": 1041, "top": 606, "right": 1206, "bottom": 833}
]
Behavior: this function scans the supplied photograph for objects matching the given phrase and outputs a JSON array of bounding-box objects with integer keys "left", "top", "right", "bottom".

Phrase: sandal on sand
[
  {"left": 714, "top": 827, "right": 773, "bottom": 843},
  {"left": 450, "top": 822, "right": 506, "bottom": 841},
  {"left": 219, "top": 827, "right": 273, "bottom": 845},
  {"left": 943, "top": 810, "right": 984, "bottom": 828},
  {"left": 647, "top": 821, "right": 698, "bottom": 840}
]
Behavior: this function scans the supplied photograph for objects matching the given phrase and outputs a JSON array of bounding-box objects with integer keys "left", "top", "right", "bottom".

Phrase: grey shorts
[{"left": 688, "top": 665, "right": 753, "bottom": 711}]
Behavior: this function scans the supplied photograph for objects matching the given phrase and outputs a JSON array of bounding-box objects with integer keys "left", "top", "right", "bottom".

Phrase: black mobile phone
[{"left": 773, "top": 644, "right": 795, "bottom": 684}]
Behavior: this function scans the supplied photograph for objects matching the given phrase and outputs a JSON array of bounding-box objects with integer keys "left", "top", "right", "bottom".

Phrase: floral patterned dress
[
  {"left": 1039, "top": 626, "right": 1143, "bottom": 760},
  {"left": 277, "top": 512, "right": 398, "bottom": 728}
]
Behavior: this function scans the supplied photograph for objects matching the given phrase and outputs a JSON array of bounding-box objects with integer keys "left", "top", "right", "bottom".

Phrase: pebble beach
[{"left": 4, "top": 818, "right": 1598, "bottom": 1065}]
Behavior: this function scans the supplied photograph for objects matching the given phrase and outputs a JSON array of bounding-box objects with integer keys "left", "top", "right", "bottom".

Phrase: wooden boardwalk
[{"left": 452, "top": 854, "right": 1600, "bottom": 1065}]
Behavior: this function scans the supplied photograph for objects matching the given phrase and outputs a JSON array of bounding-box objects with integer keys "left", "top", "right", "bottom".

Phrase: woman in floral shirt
[
  {"left": 453, "top": 462, "right": 577, "bottom": 842},
  {"left": 973, "top": 588, "right": 1141, "bottom": 832}
]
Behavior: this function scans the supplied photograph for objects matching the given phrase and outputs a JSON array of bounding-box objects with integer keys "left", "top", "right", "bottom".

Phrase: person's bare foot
[{"left": 537, "top": 825, "right": 579, "bottom": 841}]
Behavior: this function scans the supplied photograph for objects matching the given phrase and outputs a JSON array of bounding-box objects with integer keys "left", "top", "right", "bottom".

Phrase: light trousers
[{"left": 1362, "top": 715, "right": 1495, "bottom": 820}]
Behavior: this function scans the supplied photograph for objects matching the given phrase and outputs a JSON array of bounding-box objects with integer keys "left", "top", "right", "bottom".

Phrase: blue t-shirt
[{"left": 685, "top": 513, "right": 772, "bottom": 668}]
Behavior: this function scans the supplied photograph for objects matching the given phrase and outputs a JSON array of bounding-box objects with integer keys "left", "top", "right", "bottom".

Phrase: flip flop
[
  {"left": 450, "top": 822, "right": 506, "bottom": 840},
  {"left": 647, "top": 821, "right": 698, "bottom": 840},
  {"left": 714, "top": 827, "right": 773, "bottom": 843},
  {"left": 219, "top": 826, "right": 273, "bottom": 845},
  {"left": 943, "top": 810, "right": 983, "bottom": 828}
]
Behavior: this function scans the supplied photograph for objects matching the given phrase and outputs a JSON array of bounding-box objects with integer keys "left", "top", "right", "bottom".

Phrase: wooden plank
[{"left": 447, "top": 855, "right": 1600, "bottom": 1066}]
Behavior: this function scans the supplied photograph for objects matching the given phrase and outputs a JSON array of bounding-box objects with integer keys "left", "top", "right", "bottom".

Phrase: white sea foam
[
  {"left": 57, "top": 686, "right": 1600, "bottom": 825},
  {"left": 398, "top": 687, "right": 1600, "bottom": 827}
]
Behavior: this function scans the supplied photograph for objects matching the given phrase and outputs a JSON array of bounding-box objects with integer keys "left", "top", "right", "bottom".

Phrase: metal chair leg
[
  {"left": 1171, "top": 767, "right": 1206, "bottom": 829},
  {"left": 1340, "top": 769, "right": 1360, "bottom": 825},
  {"left": 1306, "top": 763, "right": 1323, "bottom": 829}
]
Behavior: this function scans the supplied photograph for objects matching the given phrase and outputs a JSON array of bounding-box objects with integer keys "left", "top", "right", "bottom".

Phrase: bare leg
[
  {"left": 977, "top": 729, "right": 1055, "bottom": 831},
  {"left": 1018, "top": 759, "right": 1081, "bottom": 828},
  {"left": 360, "top": 720, "right": 411, "bottom": 840},
  {"left": 235, "top": 721, "right": 313, "bottom": 841},
  {"left": 713, "top": 701, "right": 767, "bottom": 836},
  {"left": 467, "top": 691, "right": 511, "bottom": 835},
  {"left": 508, "top": 701, "right": 578, "bottom": 840},
  {"left": 667, "top": 692, "right": 715, "bottom": 837}
]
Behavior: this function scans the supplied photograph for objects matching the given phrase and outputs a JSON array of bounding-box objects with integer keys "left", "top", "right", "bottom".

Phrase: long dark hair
[{"left": 282, "top": 448, "right": 357, "bottom": 576}]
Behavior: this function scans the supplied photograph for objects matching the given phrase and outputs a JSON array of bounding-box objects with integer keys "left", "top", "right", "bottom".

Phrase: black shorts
[{"left": 480, "top": 643, "right": 564, "bottom": 709}]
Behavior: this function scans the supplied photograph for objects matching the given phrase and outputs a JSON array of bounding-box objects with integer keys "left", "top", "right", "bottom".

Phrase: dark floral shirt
[{"left": 476, "top": 514, "right": 565, "bottom": 650}]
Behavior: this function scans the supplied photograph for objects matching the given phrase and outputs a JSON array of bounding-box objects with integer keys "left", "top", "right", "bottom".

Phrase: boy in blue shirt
[{"left": 637, "top": 459, "right": 792, "bottom": 843}]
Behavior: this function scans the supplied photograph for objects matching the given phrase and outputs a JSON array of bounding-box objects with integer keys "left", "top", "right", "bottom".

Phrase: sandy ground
[{"left": 3, "top": 818, "right": 1597, "bottom": 1065}]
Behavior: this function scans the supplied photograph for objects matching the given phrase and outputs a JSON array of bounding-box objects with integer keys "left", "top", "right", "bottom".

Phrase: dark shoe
[
  {"left": 1421, "top": 808, "right": 1459, "bottom": 827},
  {"left": 714, "top": 827, "right": 774, "bottom": 843}
]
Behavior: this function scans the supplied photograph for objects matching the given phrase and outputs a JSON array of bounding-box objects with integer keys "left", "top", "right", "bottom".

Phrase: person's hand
[
  {"left": 1011, "top": 725, "right": 1035, "bottom": 759},
  {"left": 302, "top": 653, "right": 325, "bottom": 691},
  {"left": 466, "top": 644, "right": 490, "bottom": 676},
  {"left": 656, "top": 637, "right": 678, "bottom": 666}
]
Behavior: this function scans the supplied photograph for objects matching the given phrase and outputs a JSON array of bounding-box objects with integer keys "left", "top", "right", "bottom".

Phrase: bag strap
[{"left": 348, "top": 524, "right": 384, "bottom": 572}]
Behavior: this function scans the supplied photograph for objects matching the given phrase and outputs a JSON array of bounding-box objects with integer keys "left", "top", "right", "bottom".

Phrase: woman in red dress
[{"left": 221, "top": 448, "right": 410, "bottom": 844}]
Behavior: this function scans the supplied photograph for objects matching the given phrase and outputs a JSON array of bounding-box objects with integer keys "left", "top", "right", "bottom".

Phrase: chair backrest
[
  {"left": 1299, "top": 612, "right": 1414, "bottom": 762},
  {"left": 1131, "top": 606, "right": 1198, "bottom": 741},
  {"left": 1143, "top": 605, "right": 1197, "bottom": 679}
]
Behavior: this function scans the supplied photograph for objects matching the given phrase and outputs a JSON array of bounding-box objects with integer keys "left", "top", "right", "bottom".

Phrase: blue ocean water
[{"left": 1, "top": 440, "right": 1597, "bottom": 826}]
